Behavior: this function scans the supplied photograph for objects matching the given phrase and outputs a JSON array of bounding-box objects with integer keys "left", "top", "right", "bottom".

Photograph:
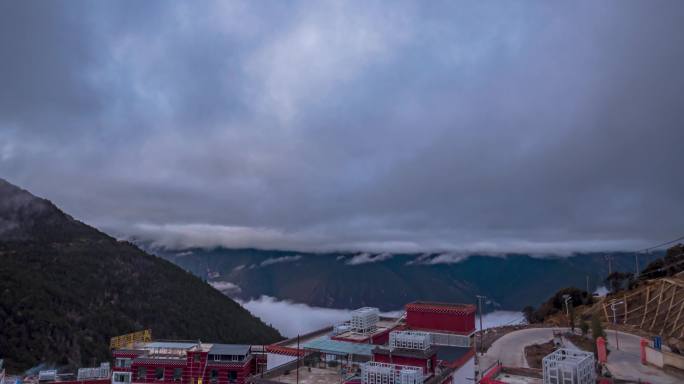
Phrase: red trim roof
[
  {"left": 406, "top": 302, "right": 476, "bottom": 315},
  {"left": 265, "top": 345, "right": 306, "bottom": 357}
]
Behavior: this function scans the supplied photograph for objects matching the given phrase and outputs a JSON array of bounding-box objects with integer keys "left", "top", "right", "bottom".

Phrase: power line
[
  {"left": 636, "top": 234, "right": 684, "bottom": 253},
  {"left": 637, "top": 253, "right": 684, "bottom": 278},
  {"left": 629, "top": 234, "right": 684, "bottom": 276}
]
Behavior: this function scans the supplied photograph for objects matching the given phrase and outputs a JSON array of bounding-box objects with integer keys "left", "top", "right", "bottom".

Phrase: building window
[
  {"left": 137, "top": 367, "right": 147, "bottom": 381},
  {"left": 116, "top": 358, "right": 131, "bottom": 368},
  {"left": 228, "top": 371, "right": 237, "bottom": 383},
  {"left": 173, "top": 368, "right": 183, "bottom": 381},
  {"left": 114, "top": 373, "right": 131, "bottom": 384},
  {"left": 155, "top": 368, "right": 164, "bottom": 380},
  {"left": 193, "top": 354, "right": 200, "bottom": 363},
  {"left": 210, "top": 370, "right": 218, "bottom": 384}
]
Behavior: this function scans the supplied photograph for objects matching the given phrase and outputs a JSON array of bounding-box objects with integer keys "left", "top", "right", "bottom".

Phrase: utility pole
[
  {"left": 476, "top": 295, "right": 486, "bottom": 356},
  {"left": 604, "top": 255, "right": 613, "bottom": 275},
  {"left": 586, "top": 275, "right": 590, "bottom": 293},
  {"left": 562, "top": 294, "right": 573, "bottom": 331},
  {"left": 635, "top": 252, "right": 640, "bottom": 276},
  {"left": 296, "top": 334, "right": 300, "bottom": 384},
  {"left": 562, "top": 295, "right": 571, "bottom": 316},
  {"left": 610, "top": 300, "right": 623, "bottom": 350}
]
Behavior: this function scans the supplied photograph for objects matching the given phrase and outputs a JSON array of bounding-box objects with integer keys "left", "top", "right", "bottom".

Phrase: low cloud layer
[
  {"left": 414, "top": 253, "right": 472, "bottom": 265},
  {"left": 259, "top": 255, "right": 302, "bottom": 267},
  {"left": 239, "top": 296, "right": 522, "bottom": 337},
  {"left": 346, "top": 253, "right": 394, "bottom": 265},
  {"left": 209, "top": 281, "right": 242, "bottom": 294},
  {"left": 2, "top": 1, "right": 684, "bottom": 253}
]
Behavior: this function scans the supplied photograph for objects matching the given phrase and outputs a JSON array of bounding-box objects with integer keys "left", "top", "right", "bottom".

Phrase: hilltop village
[{"left": 4, "top": 292, "right": 684, "bottom": 384}]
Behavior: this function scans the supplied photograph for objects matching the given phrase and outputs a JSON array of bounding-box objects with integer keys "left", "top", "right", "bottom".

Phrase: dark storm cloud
[{"left": 1, "top": 1, "right": 683, "bottom": 253}]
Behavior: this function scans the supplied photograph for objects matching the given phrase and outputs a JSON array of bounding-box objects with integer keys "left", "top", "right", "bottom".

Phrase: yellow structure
[{"left": 110, "top": 329, "right": 152, "bottom": 349}]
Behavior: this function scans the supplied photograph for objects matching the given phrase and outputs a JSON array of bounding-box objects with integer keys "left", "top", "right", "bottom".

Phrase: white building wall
[
  {"left": 644, "top": 347, "right": 665, "bottom": 368},
  {"left": 451, "top": 357, "right": 475, "bottom": 384},
  {"left": 266, "top": 353, "right": 297, "bottom": 370}
]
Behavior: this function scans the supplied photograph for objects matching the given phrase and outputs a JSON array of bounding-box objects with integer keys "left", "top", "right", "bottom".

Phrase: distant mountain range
[
  {"left": 151, "top": 247, "right": 654, "bottom": 312},
  {"left": 0, "top": 179, "right": 281, "bottom": 373}
]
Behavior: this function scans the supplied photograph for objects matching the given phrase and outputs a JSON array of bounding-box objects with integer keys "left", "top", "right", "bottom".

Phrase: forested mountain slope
[
  {"left": 0, "top": 178, "right": 281, "bottom": 373},
  {"left": 154, "top": 247, "right": 648, "bottom": 311}
]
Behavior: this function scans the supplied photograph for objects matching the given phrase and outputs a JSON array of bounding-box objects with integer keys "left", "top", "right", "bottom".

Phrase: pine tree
[
  {"left": 579, "top": 319, "right": 589, "bottom": 336},
  {"left": 590, "top": 312, "right": 605, "bottom": 340}
]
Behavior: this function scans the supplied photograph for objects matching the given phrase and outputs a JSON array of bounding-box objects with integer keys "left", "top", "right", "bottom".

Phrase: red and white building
[
  {"left": 27, "top": 300, "right": 476, "bottom": 384},
  {"left": 258, "top": 301, "right": 476, "bottom": 384},
  {"left": 112, "top": 342, "right": 264, "bottom": 384}
]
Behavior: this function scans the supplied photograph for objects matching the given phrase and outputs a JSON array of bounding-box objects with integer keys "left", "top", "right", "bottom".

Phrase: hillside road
[
  {"left": 479, "top": 327, "right": 682, "bottom": 384},
  {"left": 604, "top": 330, "right": 680, "bottom": 384}
]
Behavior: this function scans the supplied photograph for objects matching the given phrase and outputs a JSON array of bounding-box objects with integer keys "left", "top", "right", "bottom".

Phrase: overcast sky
[{"left": 1, "top": 1, "right": 683, "bottom": 253}]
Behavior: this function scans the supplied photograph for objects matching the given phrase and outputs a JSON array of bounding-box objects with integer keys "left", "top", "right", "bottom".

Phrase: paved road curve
[
  {"left": 480, "top": 327, "right": 682, "bottom": 384},
  {"left": 480, "top": 327, "right": 560, "bottom": 369},
  {"left": 604, "top": 330, "right": 680, "bottom": 384}
]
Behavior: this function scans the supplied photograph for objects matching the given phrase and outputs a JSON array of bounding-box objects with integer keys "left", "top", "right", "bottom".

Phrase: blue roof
[
  {"left": 301, "top": 337, "right": 375, "bottom": 356},
  {"left": 209, "top": 344, "right": 250, "bottom": 356}
]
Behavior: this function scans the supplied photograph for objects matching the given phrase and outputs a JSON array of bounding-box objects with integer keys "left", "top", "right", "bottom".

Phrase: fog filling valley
[{"left": 239, "top": 295, "right": 524, "bottom": 337}]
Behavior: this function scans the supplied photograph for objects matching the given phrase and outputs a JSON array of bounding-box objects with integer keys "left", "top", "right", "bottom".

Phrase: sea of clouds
[{"left": 238, "top": 295, "right": 524, "bottom": 337}]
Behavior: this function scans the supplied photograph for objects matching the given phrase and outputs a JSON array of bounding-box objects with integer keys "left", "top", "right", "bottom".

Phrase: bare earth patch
[
  {"left": 564, "top": 333, "right": 595, "bottom": 352},
  {"left": 524, "top": 341, "right": 556, "bottom": 369}
]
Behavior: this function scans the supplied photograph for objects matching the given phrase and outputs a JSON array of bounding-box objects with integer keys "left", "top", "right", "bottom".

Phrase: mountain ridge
[
  {"left": 0, "top": 178, "right": 282, "bottom": 373},
  {"left": 152, "top": 246, "right": 652, "bottom": 311}
]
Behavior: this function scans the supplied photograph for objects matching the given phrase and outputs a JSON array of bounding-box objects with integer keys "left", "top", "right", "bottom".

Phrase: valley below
[
  {"left": 150, "top": 246, "right": 651, "bottom": 312},
  {"left": 236, "top": 294, "right": 525, "bottom": 337}
]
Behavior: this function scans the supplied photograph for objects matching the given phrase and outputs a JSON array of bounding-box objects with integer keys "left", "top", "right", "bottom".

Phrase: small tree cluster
[{"left": 522, "top": 287, "right": 594, "bottom": 324}]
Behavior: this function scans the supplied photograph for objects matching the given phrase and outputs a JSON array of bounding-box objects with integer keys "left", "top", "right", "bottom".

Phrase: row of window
[
  {"left": 135, "top": 367, "right": 238, "bottom": 383},
  {"left": 137, "top": 367, "right": 183, "bottom": 381},
  {"left": 119, "top": 354, "right": 244, "bottom": 367},
  {"left": 207, "top": 354, "right": 245, "bottom": 362}
]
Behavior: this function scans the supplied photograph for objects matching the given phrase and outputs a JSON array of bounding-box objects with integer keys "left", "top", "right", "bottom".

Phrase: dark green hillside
[{"left": 0, "top": 179, "right": 281, "bottom": 373}]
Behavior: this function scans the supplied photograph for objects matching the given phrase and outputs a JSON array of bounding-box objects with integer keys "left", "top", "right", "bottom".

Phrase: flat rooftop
[
  {"left": 143, "top": 341, "right": 198, "bottom": 349},
  {"left": 209, "top": 344, "right": 250, "bottom": 356},
  {"left": 372, "top": 346, "right": 436, "bottom": 359},
  {"left": 332, "top": 319, "right": 398, "bottom": 341},
  {"left": 483, "top": 367, "right": 542, "bottom": 384},
  {"left": 276, "top": 327, "right": 334, "bottom": 349},
  {"left": 266, "top": 366, "right": 348, "bottom": 384},
  {"left": 434, "top": 346, "right": 472, "bottom": 363},
  {"left": 488, "top": 373, "right": 541, "bottom": 384},
  {"left": 303, "top": 337, "right": 375, "bottom": 356}
]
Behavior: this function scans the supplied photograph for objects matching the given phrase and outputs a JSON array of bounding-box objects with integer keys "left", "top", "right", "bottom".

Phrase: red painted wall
[
  {"left": 405, "top": 304, "right": 475, "bottom": 334},
  {"left": 370, "top": 329, "right": 391, "bottom": 345},
  {"left": 479, "top": 363, "right": 504, "bottom": 384},
  {"left": 127, "top": 351, "right": 253, "bottom": 384}
]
